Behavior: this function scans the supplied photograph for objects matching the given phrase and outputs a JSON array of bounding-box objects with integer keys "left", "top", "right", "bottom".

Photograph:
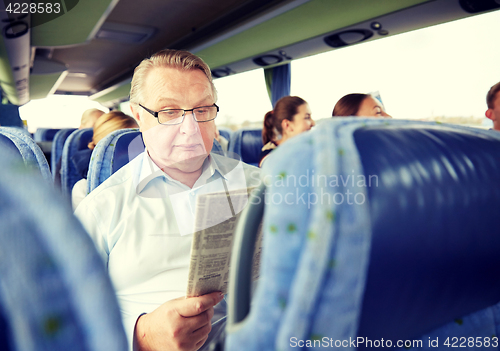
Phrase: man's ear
[
  {"left": 485, "top": 108, "right": 493, "bottom": 120},
  {"left": 130, "top": 104, "right": 143, "bottom": 130}
]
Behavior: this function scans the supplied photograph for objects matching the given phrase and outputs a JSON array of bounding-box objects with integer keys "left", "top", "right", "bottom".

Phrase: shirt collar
[{"left": 136, "top": 149, "right": 227, "bottom": 194}]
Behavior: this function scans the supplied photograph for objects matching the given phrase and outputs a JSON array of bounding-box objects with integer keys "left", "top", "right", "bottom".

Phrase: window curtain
[{"left": 264, "top": 63, "right": 291, "bottom": 107}]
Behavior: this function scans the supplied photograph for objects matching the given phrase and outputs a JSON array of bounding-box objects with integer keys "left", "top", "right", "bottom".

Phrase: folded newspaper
[{"left": 186, "top": 187, "right": 263, "bottom": 297}]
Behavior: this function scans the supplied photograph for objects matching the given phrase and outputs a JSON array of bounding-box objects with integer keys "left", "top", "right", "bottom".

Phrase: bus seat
[
  {"left": 0, "top": 152, "right": 127, "bottom": 351},
  {"left": 0, "top": 126, "right": 31, "bottom": 137},
  {"left": 0, "top": 133, "right": 23, "bottom": 162},
  {"left": 0, "top": 127, "right": 51, "bottom": 181},
  {"left": 228, "top": 128, "right": 263, "bottom": 167},
  {"left": 60, "top": 129, "right": 93, "bottom": 195},
  {"left": 51, "top": 128, "right": 77, "bottom": 182},
  {"left": 226, "top": 119, "right": 500, "bottom": 350},
  {"left": 34, "top": 128, "right": 60, "bottom": 142},
  {"left": 87, "top": 129, "right": 226, "bottom": 193},
  {"left": 87, "top": 129, "right": 142, "bottom": 194},
  {"left": 218, "top": 127, "right": 233, "bottom": 148}
]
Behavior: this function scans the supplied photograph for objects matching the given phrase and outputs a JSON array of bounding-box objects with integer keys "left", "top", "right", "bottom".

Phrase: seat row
[
  {"left": 2, "top": 125, "right": 267, "bottom": 200},
  {"left": 52, "top": 126, "right": 267, "bottom": 196},
  {"left": 2, "top": 119, "right": 500, "bottom": 350}
]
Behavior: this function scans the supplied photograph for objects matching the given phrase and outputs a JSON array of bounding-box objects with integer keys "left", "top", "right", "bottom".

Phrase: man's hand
[{"left": 134, "top": 292, "right": 224, "bottom": 351}]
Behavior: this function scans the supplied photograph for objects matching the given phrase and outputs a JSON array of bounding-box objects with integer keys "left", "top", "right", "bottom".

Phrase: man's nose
[{"left": 180, "top": 111, "right": 199, "bottom": 134}]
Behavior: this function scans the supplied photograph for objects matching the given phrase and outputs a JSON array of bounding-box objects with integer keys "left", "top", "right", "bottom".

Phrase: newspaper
[{"left": 186, "top": 187, "right": 263, "bottom": 297}]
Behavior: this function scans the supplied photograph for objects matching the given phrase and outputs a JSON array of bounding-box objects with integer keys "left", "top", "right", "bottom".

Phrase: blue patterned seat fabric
[
  {"left": 0, "top": 152, "right": 127, "bottom": 351},
  {"left": 0, "top": 127, "right": 51, "bottom": 181},
  {"left": 226, "top": 119, "right": 500, "bottom": 351},
  {"left": 87, "top": 129, "right": 141, "bottom": 194},
  {"left": 87, "top": 129, "right": 226, "bottom": 193},
  {"left": 51, "top": 128, "right": 77, "bottom": 181},
  {"left": 60, "top": 129, "right": 93, "bottom": 195},
  {"left": 228, "top": 128, "right": 263, "bottom": 167}
]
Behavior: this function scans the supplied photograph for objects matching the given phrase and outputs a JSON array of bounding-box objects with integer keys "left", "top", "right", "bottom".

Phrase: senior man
[{"left": 75, "top": 50, "right": 260, "bottom": 351}]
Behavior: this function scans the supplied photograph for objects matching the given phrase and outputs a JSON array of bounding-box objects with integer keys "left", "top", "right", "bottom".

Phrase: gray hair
[{"left": 129, "top": 49, "right": 217, "bottom": 105}]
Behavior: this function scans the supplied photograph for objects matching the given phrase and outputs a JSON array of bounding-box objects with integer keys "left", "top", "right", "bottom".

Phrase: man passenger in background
[
  {"left": 486, "top": 81, "right": 500, "bottom": 131},
  {"left": 75, "top": 50, "right": 260, "bottom": 351}
]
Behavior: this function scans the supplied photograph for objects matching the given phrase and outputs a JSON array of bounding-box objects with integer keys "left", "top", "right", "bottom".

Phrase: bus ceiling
[{"left": 1, "top": 0, "right": 499, "bottom": 107}]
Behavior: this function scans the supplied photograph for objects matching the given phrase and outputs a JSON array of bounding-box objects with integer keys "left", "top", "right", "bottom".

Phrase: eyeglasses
[{"left": 139, "top": 103, "right": 219, "bottom": 125}]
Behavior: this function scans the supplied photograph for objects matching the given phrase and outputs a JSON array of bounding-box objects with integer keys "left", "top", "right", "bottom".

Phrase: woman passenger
[
  {"left": 332, "top": 93, "right": 391, "bottom": 117},
  {"left": 259, "top": 96, "right": 315, "bottom": 167},
  {"left": 71, "top": 111, "right": 138, "bottom": 209}
]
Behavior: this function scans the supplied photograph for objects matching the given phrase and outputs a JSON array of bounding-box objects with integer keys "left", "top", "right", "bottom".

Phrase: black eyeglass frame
[{"left": 139, "top": 103, "right": 219, "bottom": 125}]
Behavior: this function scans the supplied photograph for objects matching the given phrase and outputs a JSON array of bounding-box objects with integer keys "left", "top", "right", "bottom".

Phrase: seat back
[
  {"left": 34, "top": 128, "right": 60, "bottom": 142},
  {"left": 88, "top": 130, "right": 225, "bottom": 193},
  {"left": 60, "top": 129, "right": 93, "bottom": 195},
  {"left": 228, "top": 128, "right": 263, "bottom": 166},
  {"left": 227, "top": 119, "right": 500, "bottom": 350},
  {"left": 0, "top": 152, "right": 127, "bottom": 351},
  {"left": 111, "top": 131, "right": 145, "bottom": 174},
  {"left": 218, "top": 127, "right": 233, "bottom": 148},
  {"left": 218, "top": 127, "right": 232, "bottom": 141},
  {"left": 87, "top": 129, "right": 141, "bottom": 193},
  {"left": 0, "top": 134, "right": 23, "bottom": 162},
  {"left": 355, "top": 124, "right": 500, "bottom": 344},
  {"left": 0, "top": 127, "right": 51, "bottom": 181},
  {"left": 51, "top": 128, "right": 77, "bottom": 181}
]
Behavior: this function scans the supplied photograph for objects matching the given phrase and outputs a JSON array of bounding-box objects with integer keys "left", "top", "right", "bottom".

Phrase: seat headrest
[
  {"left": 355, "top": 125, "right": 500, "bottom": 344},
  {"left": 112, "top": 131, "right": 143, "bottom": 173},
  {"left": 229, "top": 128, "right": 263, "bottom": 166},
  {"left": 76, "top": 129, "right": 93, "bottom": 150}
]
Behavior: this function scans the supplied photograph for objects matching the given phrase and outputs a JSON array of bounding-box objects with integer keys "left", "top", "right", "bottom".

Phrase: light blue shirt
[{"left": 75, "top": 151, "right": 260, "bottom": 349}]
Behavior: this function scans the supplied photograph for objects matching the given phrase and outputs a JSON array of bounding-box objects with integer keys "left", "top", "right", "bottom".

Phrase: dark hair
[
  {"left": 486, "top": 82, "right": 500, "bottom": 109},
  {"left": 332, "top": 93, "right": 370, "bottom": 117},
  {"left": 262, "top": 96, "right": 307, "bottom": 144}
]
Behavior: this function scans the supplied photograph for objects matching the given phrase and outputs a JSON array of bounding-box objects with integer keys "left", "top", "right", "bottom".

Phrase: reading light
[
  {"left": 212, "top": 68, "right": 233, "bottom": 78},
  {"left": 324, "top": 29, "right": 373, "bottom": 48},
  {"left": 253, "top": 55, "right": 283, "bottom": 67}
]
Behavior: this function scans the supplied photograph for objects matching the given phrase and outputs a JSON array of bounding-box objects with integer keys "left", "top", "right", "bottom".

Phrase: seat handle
[{"left": 227, "top": 183, "right": 266, "bottom": 331}]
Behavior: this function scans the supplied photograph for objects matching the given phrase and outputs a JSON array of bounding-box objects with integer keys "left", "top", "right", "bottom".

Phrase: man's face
[
  {"left": 133, "top": 67, "right": 216, "bottom": 174},
  {"left": 486, "top": 91, "right": 500, "bottom": 131}
]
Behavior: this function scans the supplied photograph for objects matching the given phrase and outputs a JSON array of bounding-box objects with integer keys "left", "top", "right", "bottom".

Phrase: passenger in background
[
  {"left": 259, "top": 96, "right": 315, "bottom": 167},
  {"left": 72, "top": 111, "right": 138, "bottom": 210},
  {"left": 332, "top": 93, "right": 391, "bottom": 117},
  {"left": 79, "top": 108, "right": 105, "bottom": 129},
  {"left": 55, "top": 108, "right": 106, "bottom": 186},
  {"left": 485, "top": 81, "right": 500, "bottom": 131}
]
